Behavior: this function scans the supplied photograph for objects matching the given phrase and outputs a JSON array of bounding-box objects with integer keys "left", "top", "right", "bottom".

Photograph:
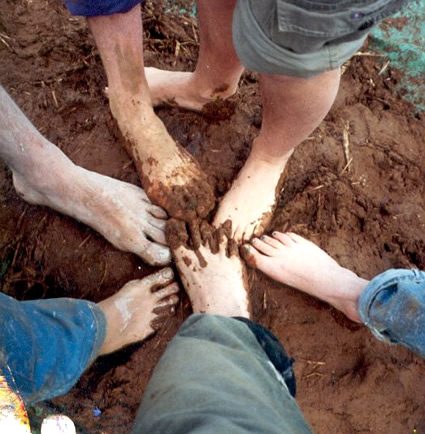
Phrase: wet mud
[{"left": 1, "top": 1, "right": 425, "bottom": 433}]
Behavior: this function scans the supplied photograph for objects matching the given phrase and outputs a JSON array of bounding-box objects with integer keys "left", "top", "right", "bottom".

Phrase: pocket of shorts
[{"left": 276, "top": 0, "right": 404, "bottom": 39}]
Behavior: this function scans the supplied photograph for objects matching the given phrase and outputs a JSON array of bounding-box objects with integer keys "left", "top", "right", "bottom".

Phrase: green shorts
[{"left": 233, "top": 0, "right": 409, "bottom": 78}]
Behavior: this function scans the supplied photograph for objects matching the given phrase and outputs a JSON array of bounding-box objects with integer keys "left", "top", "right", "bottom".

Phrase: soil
[{"left": 1, "top": 1, "right": 425, "bottom": 433}]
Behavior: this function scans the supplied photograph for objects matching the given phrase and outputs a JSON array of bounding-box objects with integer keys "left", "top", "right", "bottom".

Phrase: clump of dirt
[
  {"left": 1, "top": 1, "right": 424, "bottom": 433},
  {"left": 166, "top": 218, "right": 236, "bottom": 256}
]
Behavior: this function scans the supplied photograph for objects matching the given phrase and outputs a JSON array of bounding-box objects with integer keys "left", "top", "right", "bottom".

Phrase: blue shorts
[{"left": 64, "top": 0, "right": 143, "bottom": 17}]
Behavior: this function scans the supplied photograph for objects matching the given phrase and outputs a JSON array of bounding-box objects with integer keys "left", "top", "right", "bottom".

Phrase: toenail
[{"left": 161, "top": 268, "right": 174, "bottom": 279}]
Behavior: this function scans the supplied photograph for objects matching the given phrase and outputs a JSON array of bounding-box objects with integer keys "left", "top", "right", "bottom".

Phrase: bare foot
[
  {"left": 109, "top": 95, "right": 215, "bottom": 221},
  {"left": 213, "top": 146, "right": 291, "bottom": 243},
  {"left": 168, "top": 220, "right": 250, "bottom": 318},
  {"left": 12, "top": 163, "right": 171, "bottom": 266},
  {"left": 98, "top": 268, "right": 179, "bottom": 355},
  {"left": 145, "top": 67, "right": 238, "bottom": 112},
  {"left": 242, "top": 232, "right": 368, "bottom": 322}
]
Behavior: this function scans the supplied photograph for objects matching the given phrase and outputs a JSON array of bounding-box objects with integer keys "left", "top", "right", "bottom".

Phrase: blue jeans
[
  {"left": 0, "top": 293, "right": 106, "bottom": 405},
  {"left": 358, "top": 268, "right": 425, "bottom": 358}
]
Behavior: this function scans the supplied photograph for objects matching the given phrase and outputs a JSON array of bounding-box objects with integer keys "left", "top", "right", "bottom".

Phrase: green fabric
[{"left": 132, "top": 315, "right": 311, "bottom": 434}]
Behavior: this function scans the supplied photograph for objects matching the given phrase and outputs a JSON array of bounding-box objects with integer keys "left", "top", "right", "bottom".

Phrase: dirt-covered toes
[
  {"left": 139, "top": 148, "right": 216, "bottom": 221},
  {"left": 167, "top": 219, "right": 250, "bottom": 318},
  {"left": 98, "top": 267, "right": 180, "bottom": 355},
  {"left": 109, "top": 97, "right": 215, "bottom": 222},
  {"left": 213, "top": 150, "right": 289, "bottom": 243}
]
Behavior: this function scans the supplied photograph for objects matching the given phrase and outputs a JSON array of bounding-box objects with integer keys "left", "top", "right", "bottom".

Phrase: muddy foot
[
  {"left": 213, "top": 150, "right": 290, "bottom": 243},
  {"left": 242, "top": 232, "right": 368, "bottom": 322},
  {"left": 110, "top": 97, "right": 215, "bottom": 221},
  {"left": 13, "top": 164, "right": 172, "bottom": 266},
  {"left": 98, "top": 268, "right": 179, "bottom": 354},
  {"left": 145, "top": 67, "right": 237, "bottom": 112},
  {"left": 167, "top": 219, "right": 250, "bottom": 318}
]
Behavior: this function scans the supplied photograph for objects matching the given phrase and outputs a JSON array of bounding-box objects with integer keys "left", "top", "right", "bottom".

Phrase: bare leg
[
  {"left": 87, "top": 5, "right": 214, "bottom": 220},
  {"left": 98, "top": 268, "right": 179, "bottom": 354},
  {"left": 169, "top": 222, "right": 250, "bottom": 318},
  {"left": 144, "top": 1, "right": 341, "bottom": 240},
  {"left": 242, "top": 232, "right": 368, "bottom": 322},
  {"left": 214, "top": 70, "right": 341, "bottom": 241},
  {"left": 0, "top": 86, "right": 171, "bottom": 265},
  {"left": 145, "top": 0, "right": 244, "bottom": 110}
]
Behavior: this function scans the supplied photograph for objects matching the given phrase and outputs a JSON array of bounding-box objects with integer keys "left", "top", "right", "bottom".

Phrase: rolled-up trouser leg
[
  {"left": 358, "top": 269, "right": 425, "bottom": 358},
  {"left": 132, "top": 314, "right": 311, "bottom": 434},
  {"left": 0, "top": 293, "right": 106, "bottom": 405}
]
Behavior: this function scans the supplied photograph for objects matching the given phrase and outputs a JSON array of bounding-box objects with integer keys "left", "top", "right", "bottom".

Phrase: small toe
[
  {"left": 259, "top": 235, "right": 281, "bottom": 249},
  {"left": 149, "top": 204, "right": 168, "bottom": 219},
  {"left": 145, "top": 225, "right": 167, "bottom": 246},
  {"left": 272, "top": 231, "right": 295, "bottom": 247},
  {"left": 233, "top": 225, "right": 246, "bottom": 244},
  {"left": 153, "top": 282, "right": 180, "bottom": 299},
  {"left": 251, "top": 238, "right": 276, "bottom": 256},
  {"left": 148, "top": 216, "right": 167, "bottom": 231},
  {"left": 155, "top": 294, "right": 179, "bottom": 308}
]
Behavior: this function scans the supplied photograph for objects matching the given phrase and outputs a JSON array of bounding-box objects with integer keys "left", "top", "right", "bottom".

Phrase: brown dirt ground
[{"left": 1, "top": 1, "right": 425, "bottom": 433}]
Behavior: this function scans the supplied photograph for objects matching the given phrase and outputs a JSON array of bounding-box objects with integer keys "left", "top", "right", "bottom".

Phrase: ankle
[
  {"left": 329, "top": 270, "right": 368, "bottom": 323},
  {"left": 249, "top": 138, "right": 294, "bottom": 168},
  {"left": 108, "top": 88, "right": 153, "bottom": 122},
  {"left": 12, "top": 148, "right": 75, "bottom": 197},
  {"left": 188, "top": 69, "right": 240, "bottom": 102}
]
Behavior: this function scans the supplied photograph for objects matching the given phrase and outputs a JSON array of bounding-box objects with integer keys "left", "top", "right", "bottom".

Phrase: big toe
[
  {"left": 241, "top": 244, "right": 270, "bottom": 272},
  {"left": 140, "top": 243, "right": 171, "bottom": 266}
]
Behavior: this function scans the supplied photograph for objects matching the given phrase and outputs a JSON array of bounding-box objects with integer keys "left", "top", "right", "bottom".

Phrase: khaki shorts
[{"left": 233, "top": 0, "right": 409, "bottom": 78}]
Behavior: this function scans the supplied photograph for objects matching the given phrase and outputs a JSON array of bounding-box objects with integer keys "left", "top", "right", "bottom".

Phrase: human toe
[
  {"left": 153, "top": 282, "right": 180, "bottom": 299},
  {"left": 233, "top": 224, "right": 252, "bottom": 244},
  {"left": 140, "top": 242, "right": 172, "bottom": 266},
  {"left": 144, "top": 223, "right": 167, "bottom": 245},
  {"left": 148, "top": 204, "right": 168, "bottom": 219},
  {"left": 127, "top": 269, "right": 173, "bottom": 291},
  {"left": 155, "top": 294, "right": 179, "bottom": 309},
  {"left": 148, "top": 215, "right": 167, "bottom": 231},
  {"left": 272, "top": 231, "right": 295, "bottom": 247},
  {"left": 251, "top": 238, "right": 276, "bottom": 256},
  {"left": 241, "top": 244, "right": 265, "bottom": 269},
  {"left": 260, "top": 235, "right": 282, "bottom": 249}
]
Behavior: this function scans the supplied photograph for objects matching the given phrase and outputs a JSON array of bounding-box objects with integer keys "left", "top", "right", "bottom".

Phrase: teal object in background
[
  {"left": 370, "top": 0, "right": 424, "bottom": 111},
  {"left": 165, "top": 0, "right": 196, "bottom": 17}
]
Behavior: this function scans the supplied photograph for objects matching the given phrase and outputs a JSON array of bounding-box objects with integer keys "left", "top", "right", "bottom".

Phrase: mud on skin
[
  {"left": 166, "top": 218, "right": 238, "bottom": 258},
  {"left": 166, "top": 217, "right": 251, "bottom": 318},
  {"left": 2, "top": 1, "right": 425, "bottom": 433},
  {"left": 125, "top": 136, "right": 216, "bottom": 221}
]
